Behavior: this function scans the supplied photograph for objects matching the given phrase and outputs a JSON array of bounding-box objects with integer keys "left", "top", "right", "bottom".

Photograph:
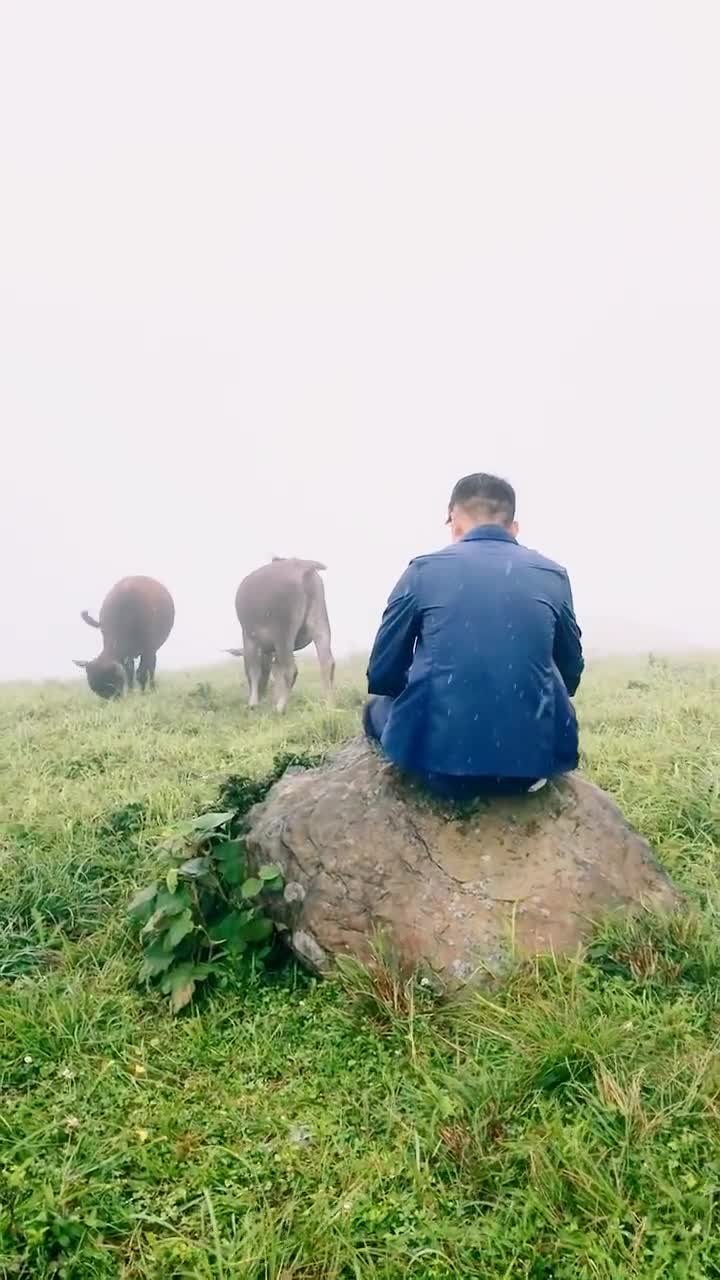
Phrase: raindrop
[{"left": 535, "top": 692, "right": 550, "bottom": 719}]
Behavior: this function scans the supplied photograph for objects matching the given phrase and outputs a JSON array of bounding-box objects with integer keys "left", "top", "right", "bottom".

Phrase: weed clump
[
  {"left": 128, "top": 749, "right": 325, "bottom": 1011},
  {"left": 216, "top": 748, "right": 326, "bottom": 817}
]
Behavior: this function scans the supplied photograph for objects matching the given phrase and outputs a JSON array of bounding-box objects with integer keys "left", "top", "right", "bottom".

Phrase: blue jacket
[{"left": 367, "top": 526, "right": 584, "bottom": 780}]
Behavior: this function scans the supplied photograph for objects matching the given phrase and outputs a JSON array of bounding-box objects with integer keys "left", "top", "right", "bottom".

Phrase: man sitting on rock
[{"left": 364, "top": 472, "right": 584, "bottom": 801}]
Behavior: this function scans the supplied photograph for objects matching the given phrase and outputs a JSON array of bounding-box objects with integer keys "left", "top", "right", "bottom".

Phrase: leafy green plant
[
  {"left": 128, "top": 810, "right": 284, "bottom": 1012},
  {"left": 216, "top": 749, "right": 325, "bottom": 813},
  {"left": 127, "top": 752, "right": 324, "bottom": 1013},
  {"left": 100, "top": 799, "right": 147, "bottom": 840}
]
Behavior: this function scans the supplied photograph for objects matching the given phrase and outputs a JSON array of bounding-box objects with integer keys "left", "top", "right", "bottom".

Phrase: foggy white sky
[{"left": 1, "top": 1, "right": 718, "bottom": 679}]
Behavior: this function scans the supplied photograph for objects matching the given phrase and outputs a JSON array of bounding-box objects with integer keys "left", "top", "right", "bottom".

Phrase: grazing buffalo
[
  {"left": 227, "top": 557, "right": 334, "bottom": 712},
  {"left": 74, "top": 576, "right": 175, "bottom": 699}
]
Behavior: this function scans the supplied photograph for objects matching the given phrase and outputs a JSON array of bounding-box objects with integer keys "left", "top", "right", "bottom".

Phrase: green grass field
[{"left": 1, "top": 656, "right": 720, "bottom": 1278}]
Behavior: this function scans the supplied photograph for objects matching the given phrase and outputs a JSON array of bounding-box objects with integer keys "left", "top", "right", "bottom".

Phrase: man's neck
[{"left": 456, "top": 519, "right": 508, "bottom": 539}]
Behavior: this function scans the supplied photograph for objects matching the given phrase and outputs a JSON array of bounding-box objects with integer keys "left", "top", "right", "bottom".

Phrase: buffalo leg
[
  {"left": 123, "top": 658, "right": 136, "bottom": 691},
  {"left": 272, "top": 643, "right": 297, "bottom": 714},
  {"left": 138, "top": 652, "right": 157, "bottom": 692},
  {"left": 257, "top": 651, "right": 273, "bottom": 702},
  {"left": 305, "top": 589, "right": 334, "bottom": 702},
  {"left": 314, "top": 634, "right": 335, "bottom": 701},
  {"left": 243, "top": 637, "right": 264, "bottom": 708}
]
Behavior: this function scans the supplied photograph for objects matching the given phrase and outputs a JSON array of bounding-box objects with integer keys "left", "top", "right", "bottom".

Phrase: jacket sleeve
[
  {"left": 367, "top": 565, "right": 419, "bottom": 698},
  {"left": 553, "top": 572, "right": 584, "bottom": 696}
]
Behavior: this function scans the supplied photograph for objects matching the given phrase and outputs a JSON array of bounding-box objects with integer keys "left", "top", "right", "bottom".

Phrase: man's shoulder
[
  {"left": 409, "top": 545, "right": 453, "bottom": 565},
  {"left": 409, "top": 541, "right": 568, "bottom": 575},
  {"left": 517, "top": 543, "right": 569, "bottom": 578},
  {"left": 406, "top": 544, "right": 461, "bottom": 573}
]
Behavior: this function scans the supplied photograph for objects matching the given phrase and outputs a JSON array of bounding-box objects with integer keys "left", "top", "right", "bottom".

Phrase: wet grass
[{"left": 0, "top": 655, "right": 719, "bottom": 1277}]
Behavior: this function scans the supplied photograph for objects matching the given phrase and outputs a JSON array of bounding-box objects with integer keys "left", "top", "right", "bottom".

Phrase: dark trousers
[{"left": 363, "top": 695, "right": 540, "bottom": 801}]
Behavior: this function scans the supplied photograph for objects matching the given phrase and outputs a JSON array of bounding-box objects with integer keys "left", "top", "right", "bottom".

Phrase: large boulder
[{"left": 246, "top": 737, "right": 679, "bottom": 986}]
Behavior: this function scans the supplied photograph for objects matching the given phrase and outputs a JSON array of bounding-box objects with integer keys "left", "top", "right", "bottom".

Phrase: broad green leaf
[
  {"left": 164, "top": 909, "right": 195, "bottom": 949},
  {"left": 159, "top": 963, "right": 196, "bottom": 1011},
  {"left": 206, "top": 912, "right": 249, "bottom": 954},
  {"left": 140, "top": 908, "right": 167, "bottom": 938},
  {"left": 165, "top": 868, "right": 179, "bottom": 893},
  {"left": 214, "top": 839, "right": 244, "bottom": 863},
  {"left": 188, "top": 810, "right": 235, "bottom": 835},
  {"left": 128, "top": 883, "right": 158, "bottom": 923},
  {"left": 154, "top": 889, "right": 188, "bottom": 916},
  {"left": 237, "top": 915, "right": 274, "bottom": 943},
  {"left": 221, "top": 865, "right": 245, "bottom": 888},
  {"left": 139, "top": 891, "right": 189, "bottom": 939},
  {"left": 160, "top": 963, "right": 188, "bottom": 994},
  {"left": 240, "top": 877, "right": 263, "bottom": 899},
  {"left": 140, "top": 940, "right": 175, "bottom": 979},
  {"left": 160, "top": 962, "right": 213, "bottom": 1009},
  {"left": 263, "top": 876, "right": 283, "bottom": 893},
  {"left": 178, "top": 856, "right": 212, "bottom": 879},
  {"left": 207, "top": 911, "right": 244, "bottom": 943},
  {"left": 213, "top": 840, "right": 245, "bottom": 886},
  {"left": 259, "top": 864, "right": 283, "bottom": 881}
]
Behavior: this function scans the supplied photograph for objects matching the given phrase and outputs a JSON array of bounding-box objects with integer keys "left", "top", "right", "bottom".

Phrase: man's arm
[
  {"left": 553, "top": 571, "right": 584, "bottom": 696},
  {"left": 367, "top": 565, "right": 420, "bottom": 698}
]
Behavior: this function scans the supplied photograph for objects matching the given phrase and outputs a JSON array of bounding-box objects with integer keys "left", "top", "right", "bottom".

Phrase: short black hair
[{"left": 448, "top": 473, "right": 516, "bottom": 524}]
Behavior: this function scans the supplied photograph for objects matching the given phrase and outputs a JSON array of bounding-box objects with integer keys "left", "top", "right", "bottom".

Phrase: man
[{"left": 365, "top": 473, "right": 584, "bottom": 801}]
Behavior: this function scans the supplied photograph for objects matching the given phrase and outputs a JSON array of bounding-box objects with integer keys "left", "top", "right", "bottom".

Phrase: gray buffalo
[
  {"left": 227, "top": 557, "right": 334, "bottom": 712},
  {"left": 74, "top": 575, "right": 175, "bottom": 698}
]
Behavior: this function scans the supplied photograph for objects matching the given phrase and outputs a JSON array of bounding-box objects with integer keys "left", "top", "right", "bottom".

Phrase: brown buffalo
[
  {"left": 74, "top": 576, "right": 175, "bottom": 699},
  {"left": 227, "top": 557, "right": 334, "bottom": 712}
]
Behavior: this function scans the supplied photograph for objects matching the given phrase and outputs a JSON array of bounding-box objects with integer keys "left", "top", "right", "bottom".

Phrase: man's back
[{"left": 367, "top": 525, "right": 583, "bottom": 781}]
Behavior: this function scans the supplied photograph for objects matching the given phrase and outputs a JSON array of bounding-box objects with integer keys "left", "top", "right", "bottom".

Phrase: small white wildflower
[
  {"left": 64, "top": 1116, "right": 80, "bottom": 1130},
  {"left": 23, "top": 1055, "right": 33, "bottom": 1065},
  {"left": 288, "top": 1125, "right": 313, "bottom": 1147},
  {"left": 60, "top": 1067, "right": 74, "bottom": 1080}
]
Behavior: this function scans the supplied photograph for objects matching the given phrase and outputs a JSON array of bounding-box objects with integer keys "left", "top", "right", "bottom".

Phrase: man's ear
[{"left": 509, "top": 520, "right": 519, "bottom": 538}]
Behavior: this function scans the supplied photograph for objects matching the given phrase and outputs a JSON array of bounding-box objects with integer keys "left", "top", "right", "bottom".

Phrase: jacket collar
[{"left": 461, "top": 524, "right": 518, "bottom": 545}]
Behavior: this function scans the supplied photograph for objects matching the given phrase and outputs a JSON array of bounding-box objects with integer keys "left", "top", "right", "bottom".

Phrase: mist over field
[
  {"left": 3, "top": 9, "right": 720, "bottom": 1273},
  {"left": 2, "top": 0, "right": 719, "bottom": 682}
]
